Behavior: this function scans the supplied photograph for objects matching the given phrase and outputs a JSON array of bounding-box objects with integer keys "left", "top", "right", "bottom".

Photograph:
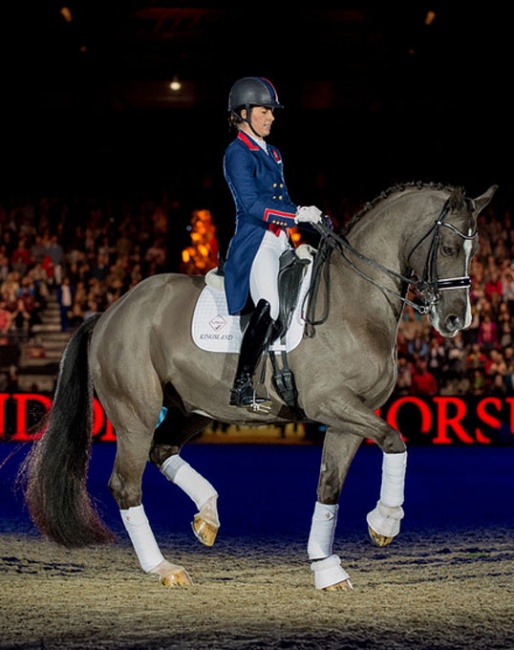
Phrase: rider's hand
[{"left": 294, "top": 205, "right": 323, "bottom": 225}]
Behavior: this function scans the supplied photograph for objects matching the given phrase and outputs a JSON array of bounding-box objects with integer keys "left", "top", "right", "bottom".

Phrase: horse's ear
[
  {"left": 472, "top": 185, "right": 498, "bottom": 216},
  {"left": 449, "top": 186, "right": 466, "bottom": 211}
]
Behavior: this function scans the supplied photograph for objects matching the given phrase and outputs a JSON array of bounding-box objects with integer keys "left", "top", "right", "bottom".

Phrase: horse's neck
[
  {"left": 328, "top": 248, "right": 406, "bottom": 331},
  {"left": 346, "top": 210, "right": 408, "bottom": 286}
]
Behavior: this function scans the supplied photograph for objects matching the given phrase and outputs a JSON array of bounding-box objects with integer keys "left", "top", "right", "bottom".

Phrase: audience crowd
[{"left": 0, "top": 191, "right": 513, "bottom": 398}]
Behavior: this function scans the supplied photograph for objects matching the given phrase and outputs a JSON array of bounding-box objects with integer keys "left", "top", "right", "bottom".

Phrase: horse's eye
[{"left": 442, "top": 246, "right": 455, "bottom": 256}]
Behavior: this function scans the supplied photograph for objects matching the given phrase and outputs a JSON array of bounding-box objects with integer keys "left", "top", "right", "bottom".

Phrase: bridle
[
  {"left": 303, "top": 198, "right": 478, "bottom": 336},
  {"left": 406, "top": 198, "right": 478, "bottom": 310}
]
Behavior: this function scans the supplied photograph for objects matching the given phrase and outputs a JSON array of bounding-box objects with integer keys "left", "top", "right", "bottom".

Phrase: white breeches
[{"left": 250, "top": 229, "right": 291, "bottom": 321}]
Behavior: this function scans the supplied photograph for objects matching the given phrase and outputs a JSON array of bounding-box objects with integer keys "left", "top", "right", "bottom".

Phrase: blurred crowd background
[{"left": 0, "top": 186, "right": 513, "bottom": 399}]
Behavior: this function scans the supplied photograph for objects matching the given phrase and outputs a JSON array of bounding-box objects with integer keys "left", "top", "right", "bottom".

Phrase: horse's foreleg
[
  {"left": 366, "top": 450, "right": 407, "bottom": 546},
  {"left": 308, "top": 429, "right": 362, "bottom": 591},
  {"left": 160, "top": 455, "right": 220, "bottom": 546},
  {"left": 311, "top": 391, "right": 408, "bottom": 550}
]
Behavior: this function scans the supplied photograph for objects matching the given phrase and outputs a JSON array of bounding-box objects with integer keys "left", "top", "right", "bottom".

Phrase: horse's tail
[{"left": 18, "top": 313, "right": 115, "bottom": 547}]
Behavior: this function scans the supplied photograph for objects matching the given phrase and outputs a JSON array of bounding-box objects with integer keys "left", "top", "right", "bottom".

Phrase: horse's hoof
[
  {"left": 192, "top": 514, "right": 219, "bottom": 547},
  {"left": 160, "top": 568, "right": 193, "bottom": 588},
  {"left": 323, "top": 579, "right": 353, "bottom": 592},
  {"left": 150, "top": 560, "right": 193, "bottom": 588},
  {"left": 368, "top": 525, "right": 394, "bottom": 547}
]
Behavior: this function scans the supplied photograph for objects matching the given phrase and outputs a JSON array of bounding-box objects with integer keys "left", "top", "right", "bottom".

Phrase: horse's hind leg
[
  {"left": 109, "top": 430, "right": 193, "bottom": 588},
  {"left": 150, "top": 412, "right": 220, "bottom": 546}
]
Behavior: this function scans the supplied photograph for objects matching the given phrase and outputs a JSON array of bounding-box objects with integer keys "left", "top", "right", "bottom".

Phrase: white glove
[{"left": 294, "top": 205, "right": 323, "bottom": 225}]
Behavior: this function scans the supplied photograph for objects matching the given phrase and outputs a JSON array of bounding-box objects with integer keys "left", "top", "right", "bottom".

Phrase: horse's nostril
[{"left": 446, "top": 315, "right": 461, "bottom": 331}]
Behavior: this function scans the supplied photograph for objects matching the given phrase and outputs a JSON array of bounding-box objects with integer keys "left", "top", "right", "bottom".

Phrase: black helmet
[{"left": 228, "top": 77, "right": 283, "bottom": 117}]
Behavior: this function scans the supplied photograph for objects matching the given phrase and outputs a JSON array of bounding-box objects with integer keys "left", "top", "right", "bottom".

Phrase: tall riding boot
[{"left": 230, "top": 299, "right": 275, "bottom": 407}]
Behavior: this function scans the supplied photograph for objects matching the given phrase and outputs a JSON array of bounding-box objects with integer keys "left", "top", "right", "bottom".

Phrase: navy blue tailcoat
[{"left": 223, "top": 131, "right": 297, "bottom": 315}]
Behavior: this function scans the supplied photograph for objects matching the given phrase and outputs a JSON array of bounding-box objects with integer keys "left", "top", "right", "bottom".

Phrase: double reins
[{"left": 303, "top": 200, "right": 478, "bottom": 337}]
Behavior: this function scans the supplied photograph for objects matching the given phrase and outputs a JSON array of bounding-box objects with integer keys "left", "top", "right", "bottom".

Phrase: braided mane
[{"left": 342, "top": 181, "right": 457, "bottom": 235}]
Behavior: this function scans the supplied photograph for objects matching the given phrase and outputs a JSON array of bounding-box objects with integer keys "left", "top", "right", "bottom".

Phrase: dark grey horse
[{"left": 20, "top": 182, "right": 497, "bottom": 591}]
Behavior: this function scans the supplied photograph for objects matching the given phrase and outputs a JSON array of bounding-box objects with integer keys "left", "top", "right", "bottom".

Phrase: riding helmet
[{"left": 228, "top": 77, "right": 283, "bottom": 118}]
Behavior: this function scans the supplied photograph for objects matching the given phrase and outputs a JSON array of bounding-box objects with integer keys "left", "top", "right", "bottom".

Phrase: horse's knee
[{"left": 378, "top": 432, "right": 406, "bottom": 455}]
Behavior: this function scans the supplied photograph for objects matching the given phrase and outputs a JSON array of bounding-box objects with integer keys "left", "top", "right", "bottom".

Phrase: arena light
[
  {"left": 60, "top": 6, "right": 72, "bottom": 22},
  {"left": 169, "top": 76, "right": 182, "bottom": 91},
  {"left": 425, "top": 10, "right": 436, "bottom": 26}
]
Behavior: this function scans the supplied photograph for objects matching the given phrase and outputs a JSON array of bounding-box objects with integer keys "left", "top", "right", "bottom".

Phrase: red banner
[{"left": 0, "top": 392, "right": 513, "bottom": 445}]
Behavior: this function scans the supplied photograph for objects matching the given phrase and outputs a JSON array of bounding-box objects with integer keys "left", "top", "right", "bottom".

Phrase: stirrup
[{"left": 230, "top": 376, "right": 270, "bottom": 408}]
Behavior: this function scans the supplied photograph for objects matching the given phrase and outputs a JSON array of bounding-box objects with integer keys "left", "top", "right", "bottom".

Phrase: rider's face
[{"left": 241, "top": 106, "right": 275, "bottom": 139}]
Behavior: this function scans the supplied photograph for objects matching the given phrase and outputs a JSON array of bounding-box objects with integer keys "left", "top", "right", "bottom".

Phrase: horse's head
[{"left": 410, "top": 184, "right": 497, "bottom": 337}]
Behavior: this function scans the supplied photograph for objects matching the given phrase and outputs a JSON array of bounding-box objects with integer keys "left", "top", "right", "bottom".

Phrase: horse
[{"left": 19, "top": 182, "right": 497, "bottom": 591}]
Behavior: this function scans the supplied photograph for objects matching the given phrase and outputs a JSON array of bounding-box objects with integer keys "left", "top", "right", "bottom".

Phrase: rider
[{"left": 223, "top": 76, "right": 323, "bottom": 407}]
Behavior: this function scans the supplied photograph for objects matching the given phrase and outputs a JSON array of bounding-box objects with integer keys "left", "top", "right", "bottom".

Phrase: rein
[{"left": 303, "top": 201, "right": 477, "bottom": 337}]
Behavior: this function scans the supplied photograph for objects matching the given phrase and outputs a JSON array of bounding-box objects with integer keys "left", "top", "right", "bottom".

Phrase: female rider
[{"left": 223, "top": 76, "right": 323, "bottom": 407}]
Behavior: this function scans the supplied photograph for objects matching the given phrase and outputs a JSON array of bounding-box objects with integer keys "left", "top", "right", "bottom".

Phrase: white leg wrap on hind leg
[
  {"left": 161, "top": 455, "right": 219, "bottom": 526},
  {"left": 366, "top": 451, "right": 407, "bottom": 538},
  {"left": 121, "top": 505, "right": 165, "bottom": 573},
  {"left": 307, "top": 501, "right": 338, "bottom": 560},
  {"left": 161, "top": 455, "right": 218, "bottom": 509}
]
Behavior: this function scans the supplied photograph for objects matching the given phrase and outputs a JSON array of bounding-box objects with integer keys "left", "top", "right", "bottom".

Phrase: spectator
[
  {"left": 477, "top": 313, "right": 499, "bottom": 352},
  {"left": 427, "top": 336, "right": 446, "bottom": 384},
  {"left": 501, "top": 269, "right": 514, "bottom": 316},
  {"left": 90, "top": 252, "right": 110, "bottom": 283},
  {"left": 67, "top": 301, "right": 85, "bottom": 331},
  {"left": 30, "top": 234, "right": 46, "bottom": 265},
  {"left": 0, "top": 246, "right": 9, "bottom": 282},
  {"left": 0, "top": 299, "right": 13, "bottom": 339},
  {"left": 398, "top": 304, "right": 425, "bottom": 344},
  {"left": 11, "top": 297, "right": 31, "bottom": 341},
  {"left": 1, "top": 271, "right": 20, "bottom": 305},
  {"left": 444, "top": 331, "right": 467, "bottom": 383},
  {"left": 11, "top": 237, "right": 31, "bottom": 277},
  {"left": 410, "top": 358, "right": 438, "bottom": 396},
  {"left": 44, "top": 234, "right": 65, "bottom": 285},
  {"left": 57, "top": 277, "right": 74, "bottom": 332},
  {"left": 395, "top": 355, "right": 413, "bottom": 396},
  {"left": 484, "top": 268, "right": 503, "bottom": 311},
  {"left": 466, "top": 341, "right": 488, "bottom": 372},
  {"left": 469, "top": 368, "right": 487, "bottom": 395},
  {"left": 407, "top": 332, "right": 429, "bottom": 361}
]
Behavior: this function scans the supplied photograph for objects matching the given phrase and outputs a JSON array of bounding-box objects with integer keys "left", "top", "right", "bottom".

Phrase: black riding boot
[{"left": 230, "top": 299, "right": 274, "bottom": 407}]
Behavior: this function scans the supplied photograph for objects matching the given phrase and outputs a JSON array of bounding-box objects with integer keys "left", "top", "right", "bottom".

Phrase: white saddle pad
[{"left": 192, "top": 254, "right": 314, "bottom": 354}]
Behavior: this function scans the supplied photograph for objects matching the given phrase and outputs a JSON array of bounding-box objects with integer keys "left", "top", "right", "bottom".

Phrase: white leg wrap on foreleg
[
  {"left": 307, "top": 501, "right": 338, "bottom": 560},
  {"left": 366, "top": 451, "right": 407, "bottom": 538},
  {"left": 380, "top": 450, "right": 407, "bottom": 507},
  {"left": 121, "top": 505, "right": 165, "bottom": 573},
  {"left": 161, "top": 455, "right": 219, "bottom": 526},
  {"left": 310, "top": 554, "right": 352, "bottom": 590}
]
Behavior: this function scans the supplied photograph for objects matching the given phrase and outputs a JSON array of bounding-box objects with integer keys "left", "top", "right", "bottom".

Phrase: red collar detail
[{"left": 237, "top": 131, "right": 260, "bottom": 151}]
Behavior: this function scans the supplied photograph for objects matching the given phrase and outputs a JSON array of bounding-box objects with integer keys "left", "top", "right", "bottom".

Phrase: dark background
[{"left": 0, "top": 3, "right": 511, "bottom": 215}]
